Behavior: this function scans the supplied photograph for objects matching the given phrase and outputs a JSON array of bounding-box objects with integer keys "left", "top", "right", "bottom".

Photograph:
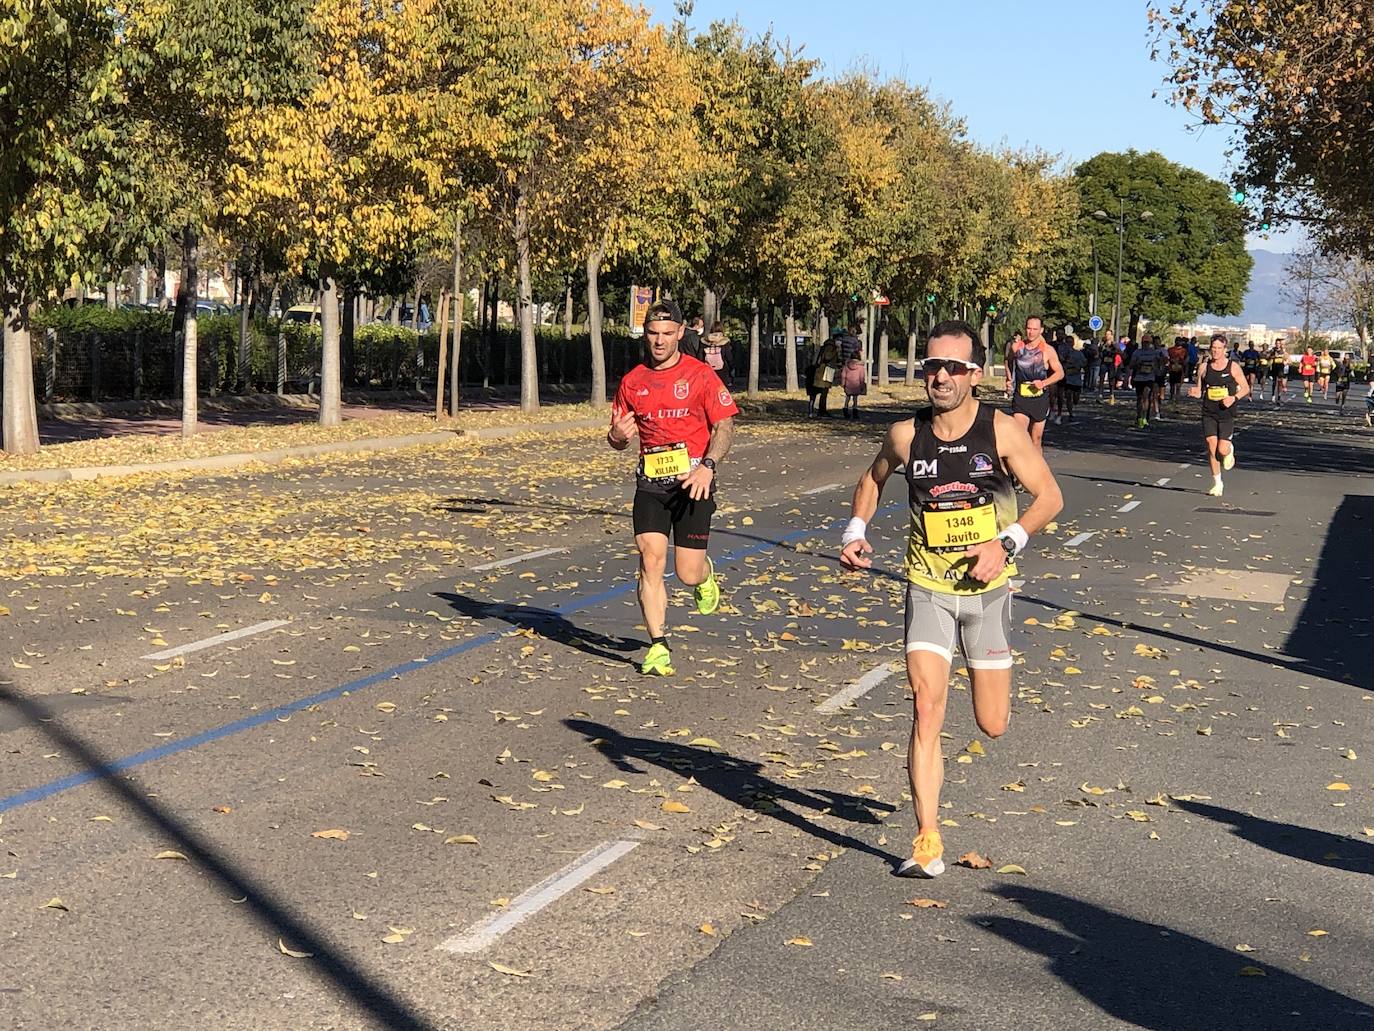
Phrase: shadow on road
[
  {"left": 564, "top": 719, "right": 900, "bottom": 870},
  {"left": 1283, "top": 493, "right": 1374, "bottom": 686},
  {"left": 0, "top": 683, "right": 439, "bottom": 1031},
  {"left": 437, "top": 592, "right": 641, "bottom": 666},
  {"left": 1174, "top": 799, "right": 1374, "bottom": 876},
  {"left": 976, "top": 885, "right": 1374, "bottom": 1028}
]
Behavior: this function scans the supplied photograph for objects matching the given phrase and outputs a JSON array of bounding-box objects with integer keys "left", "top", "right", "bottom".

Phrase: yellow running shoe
[
  {"left": 1222, "top": 446, "right": 1235, "bottom": 471},
  {"left": 640, "top": 642, "right": 674, "bottom": 677},
  {"left": 896, "top": 829, "right": 945, "bottom": 878},
  {"left": 694, "top": 556, "right": 720, "bottom": 616}
]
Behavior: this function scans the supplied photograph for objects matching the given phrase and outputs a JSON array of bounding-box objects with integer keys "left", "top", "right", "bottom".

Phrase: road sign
[{"left": 1088, "top": 315, "right": 1104, "bottom": 332}]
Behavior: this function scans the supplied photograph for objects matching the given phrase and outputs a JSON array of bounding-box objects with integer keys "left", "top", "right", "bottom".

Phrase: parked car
[{"left": 281, "top": 303, "right": 319, "bottom": 325}]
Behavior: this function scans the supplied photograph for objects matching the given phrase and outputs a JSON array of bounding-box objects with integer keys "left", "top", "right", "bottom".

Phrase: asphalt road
[{"left": 1, "top": 388, "right": 1371, "bottom": 1031}]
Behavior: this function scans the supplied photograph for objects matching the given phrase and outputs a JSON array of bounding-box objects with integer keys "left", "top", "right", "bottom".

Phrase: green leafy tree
[{"left": 1045, "top": 150, "right": 1250, "bottom": 340}]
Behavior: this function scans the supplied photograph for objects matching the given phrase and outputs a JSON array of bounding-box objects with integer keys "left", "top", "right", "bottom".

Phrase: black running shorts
[
  {"left": 1201, "top": 409, "right": 1235, "bottom": 440},
  {"left": 1011, "top": 392, "right": 1050, "bottom": 423},
  {"left": 632, "top": 489, "right": 716, "bottom": 549}
]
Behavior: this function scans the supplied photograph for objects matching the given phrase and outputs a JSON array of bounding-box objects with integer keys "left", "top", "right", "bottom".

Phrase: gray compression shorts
[{"left": 904, "top": 583, "right": 1014, "bottom": 670}]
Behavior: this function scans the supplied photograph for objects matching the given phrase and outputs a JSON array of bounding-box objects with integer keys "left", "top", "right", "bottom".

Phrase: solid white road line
[
  {"left": 142, "top": 620, "right": 289, "bottom": 661},
  {"left": 1155, "top": 477, "right": 1171, "bottom": 486},
  {"left": 1064, "top": 531, "right": 1097, "bottom": 548},
  {"left": 437, "top": 838, "right": 641, "bottom": 954},
  {"left": 816, "top": 662, "right": 899, "bottom": 715},
  {"left": 1178, "top": 463, "right": 1191, "bottom": 469},
  {"left": 473, "top": 547, "right": 568, "bottom": 572},
  {"left": 1118, "top": 500, "right": 1142, "bottom": 513},
  {"left": 803, "top": 483, "right": 843, "bottom": 495}
]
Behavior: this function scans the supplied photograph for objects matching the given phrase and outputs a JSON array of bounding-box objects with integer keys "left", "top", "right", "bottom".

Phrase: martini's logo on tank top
[{"left": 929, "top": 481, "right": 977, "bottom": 498}]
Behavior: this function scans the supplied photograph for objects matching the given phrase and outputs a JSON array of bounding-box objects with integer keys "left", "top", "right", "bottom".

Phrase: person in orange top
[
  {"left": 1298, "top": 345, "right": 1318, "bottom": 403},
  {"left": 1167, "top": 338, "right": 1189, "bottom": 403}
]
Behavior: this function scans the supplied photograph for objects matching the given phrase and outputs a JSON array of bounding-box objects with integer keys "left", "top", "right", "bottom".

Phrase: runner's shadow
[
  {"left": 1062, "top": 473, "right": 1199, "bottom": 495},
  {"left": 436, "top": 592, "right": 640, "bottom": 666},
  {"left": 1174, "top": 799, "right": 1374, "bottom": 875},
  {"left": 975, "top": 885, "right": 1374, "bottom": 1028},
  {"left": 0, "top": 683, "right": 438, "bottom": 1031},
  {"left": 564, "top": 719, "right": 901, "bottom": 870}
]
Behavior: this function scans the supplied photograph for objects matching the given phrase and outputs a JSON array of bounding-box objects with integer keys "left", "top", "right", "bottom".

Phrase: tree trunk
[
  {"left": 435, "top": 288, "right": 450, "bottom": 419},
  {"left": 450, "top": 211, "right": 463, "bottom": 416},
  {"left": 390, "top": 297, "right": 400, "bottom": 327},
  {"left": 341, "top": 284, "right": 356, "bottom": 388},
  {"left": 45, "top": 328, "right": 56, "bottom": 403},
  {"left": 181, "top": 227, "right": 199, "bottom": 438},
  {"left": 906, "top": 309, "right": 919, "bottom": 386},
  {"left": 237, "top": 269, "right": 255, "bottom": 392},
  {"left": 1128, "top": 310, "right": 1141, "bottom": 343},
  {"left": 563, "top": 279, "right": 573, "bottom": 341},
  {"left": 276, "top": 325, "right": 287, "bottom": 395},
  {"left": 703, "top": 286, "right": 717, "bottom": 329},
  {"left": 3, "top": 299, "right": 40, "bottom": 455},
  {"left": 514, "top": 187, "right": 540, "bottom": 412},
  {"left": 319, "top": 276, "right": 341, "bottom": 426},
  {"left": 784, "top": 297, "right": 799, "bottom": 392},
  {"left": 105, "top": 279, "right": 117, "bottom": 311},
  {"left": 410, "top": 282, "right": 421, "bottom": 333},
  {"left": 747, "top": 297, "right": 761, "bottom": 398},
  {"left": 878, "top": 315, "right": 890, "bottom": 387},
  {"left": 587, "top": 235, "right": 609, "bottom": 406},
  {"left": 157, "top": 247, "right": 170, "bottom": 308}
]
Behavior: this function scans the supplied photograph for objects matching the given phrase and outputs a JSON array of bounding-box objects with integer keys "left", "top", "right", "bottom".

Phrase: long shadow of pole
[{"left": 0, "top": 684, "right": 439, "bottom": 1031}]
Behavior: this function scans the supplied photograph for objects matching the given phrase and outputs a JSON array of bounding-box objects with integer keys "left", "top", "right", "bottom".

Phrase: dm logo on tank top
[{"left": 909, "top": 459, "right": 939, "bottom": 478}]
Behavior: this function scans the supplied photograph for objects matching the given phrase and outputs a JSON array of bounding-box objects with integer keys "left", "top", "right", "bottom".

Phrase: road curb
[
  {"left": 0, "top": 416, "right": 615, "bottom": 488},
  {"left": 0, "top": 431, "right": 462, "bottom": 487}
]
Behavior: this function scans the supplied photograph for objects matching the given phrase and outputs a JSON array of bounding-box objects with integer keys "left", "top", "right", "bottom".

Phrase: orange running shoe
[{"left": 896, "top": 829, "right": 945, "bottom": 878}]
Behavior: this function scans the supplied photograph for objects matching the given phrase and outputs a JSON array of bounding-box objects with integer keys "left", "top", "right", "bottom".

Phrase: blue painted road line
[{"left": 0, "top": 510, "right": 881, "bottom": 816}]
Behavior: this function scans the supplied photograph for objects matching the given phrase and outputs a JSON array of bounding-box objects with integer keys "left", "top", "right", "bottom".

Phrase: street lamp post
[{"left": 1094, "top": 199, "right": 1152, "bottom": 343}]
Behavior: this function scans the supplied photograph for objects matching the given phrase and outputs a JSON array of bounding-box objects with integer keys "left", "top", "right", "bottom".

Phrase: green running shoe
[
  {"left": 695, "top": 556, "right": 720, "bottom": 615},
  {"left": 640, "top": 642, "right": 674, "bottom": 677}
]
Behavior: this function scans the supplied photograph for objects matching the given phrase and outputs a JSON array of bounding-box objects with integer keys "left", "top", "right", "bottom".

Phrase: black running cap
[{"left": 644, "top": 299, "right": 683, "bottom": 326}]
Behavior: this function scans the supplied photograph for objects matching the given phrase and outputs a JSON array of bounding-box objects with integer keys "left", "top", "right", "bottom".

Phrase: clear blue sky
[{"left": 651, "top": 0, "right": 1299, "bottom": 252}]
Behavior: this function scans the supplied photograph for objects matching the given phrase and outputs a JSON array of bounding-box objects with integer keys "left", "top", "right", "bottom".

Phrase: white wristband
[
  {"left": 999, "top": 522, "right": 1029, "bottom": 555},
  {"left": 841, "top": 517, "right": 868, "bottom": 547}
]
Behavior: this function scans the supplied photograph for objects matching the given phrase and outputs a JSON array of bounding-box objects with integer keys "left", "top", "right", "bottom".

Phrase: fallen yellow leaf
[
  {"left": 311, "top": 828, "right": 349, "bottom": 841},
  {"left": 997, "top": 864, "right": 1027, "bottom": 875},
  {"left": 786, "top": 936, "right": 814, "bottom": 947},
  {"left": 153, "top": 850, "right": 189, "bottom": 861},
  {"left": 277, "top": 939, "right": 312, "bottom": 958},
  {"left": 487, "top": 961, "right": 532, "bottom": 977},
  {"left": 661, "top": 800, "right": 691, "bottom": 814}
]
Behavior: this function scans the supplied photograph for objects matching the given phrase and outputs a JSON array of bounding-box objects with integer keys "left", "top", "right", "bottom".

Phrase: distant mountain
[{"left": 1203, "top": 248, "right": 1312, "bottom": 329}]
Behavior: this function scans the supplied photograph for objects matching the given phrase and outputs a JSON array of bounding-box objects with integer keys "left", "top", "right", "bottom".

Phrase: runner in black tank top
[{"left": 1191, "top": 333, "right": 1250, "bottom": 496}]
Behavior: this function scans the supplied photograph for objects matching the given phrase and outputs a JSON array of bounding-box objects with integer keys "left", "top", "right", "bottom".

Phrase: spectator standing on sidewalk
[
  {"left": 703, "top": 323, "right": 734, "bottom": 388},
  {"left": 680, "top": 316, "right": 706, "bottom": 362},
  {"left": 840, "top": 332, "right": 867, "bottom": 420},
  {"left": 805, "top": 331, "right": 841, "bottom": 418}
]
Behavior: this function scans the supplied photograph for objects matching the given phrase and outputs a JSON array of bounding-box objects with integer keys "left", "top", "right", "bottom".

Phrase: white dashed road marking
[
  {"left": 1118, "top": 501, "right": 1141, "bottom": 513},
  {"left": 142, "top": 620, "right": 290, "bottom": 661},
  {"left": 804, "top": 483, "right": 843, "bottom": 495},
  {"left": 474, "top": 547, "right": 568, "bottom": 571},
  {"left": 816, "top": 662, "right": 900, "bottom": 715},
  {"left": 437, "top": 839, "right": 641, "bottom": 954},
  {"left": 1064, "top": 532, "right": 1097, "bottom": 548}
]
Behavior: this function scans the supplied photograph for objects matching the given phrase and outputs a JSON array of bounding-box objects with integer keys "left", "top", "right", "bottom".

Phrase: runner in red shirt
[
  {"left": 608, "top": 299, "right": 739, "bottom": 676},
  {"left": 1298, "top": 345, "right": 1318, "bottom": 403}
]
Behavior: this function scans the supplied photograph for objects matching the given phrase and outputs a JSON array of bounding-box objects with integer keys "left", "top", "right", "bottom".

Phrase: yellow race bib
[
  {"left": 641, "top": 443, "right": 691, "bottom": 479},
  {"left": 1018, "top": 382, "right": 1043, "bottom": 398},
  {"left": 921, "top": 499, "right": 998, "bottom": 551},
  {"left": 1207, "top": 385, "right": 1229, "bottom": 401}
]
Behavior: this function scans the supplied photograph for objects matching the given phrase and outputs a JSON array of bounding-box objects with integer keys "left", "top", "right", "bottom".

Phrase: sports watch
[
  {"left": 997, "top": 534, "right": 1017, "bottom": 558},
  {"left": 700, "top": 458, "right": 717, "bottom": 472}
]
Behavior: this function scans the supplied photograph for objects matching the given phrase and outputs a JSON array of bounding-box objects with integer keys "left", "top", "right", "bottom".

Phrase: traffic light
[
  {"left": 1231, "top": 189, "right": 1246, "bottom": 205},
  {"left": 1259, "top": 209, "right": 1273, "bottom": 232},
  {"left": 926, "top": 293, "right": 937, "bottom": 304},
  {"left": 986, "top": 303, "right": 998, "bottom": 316}
]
